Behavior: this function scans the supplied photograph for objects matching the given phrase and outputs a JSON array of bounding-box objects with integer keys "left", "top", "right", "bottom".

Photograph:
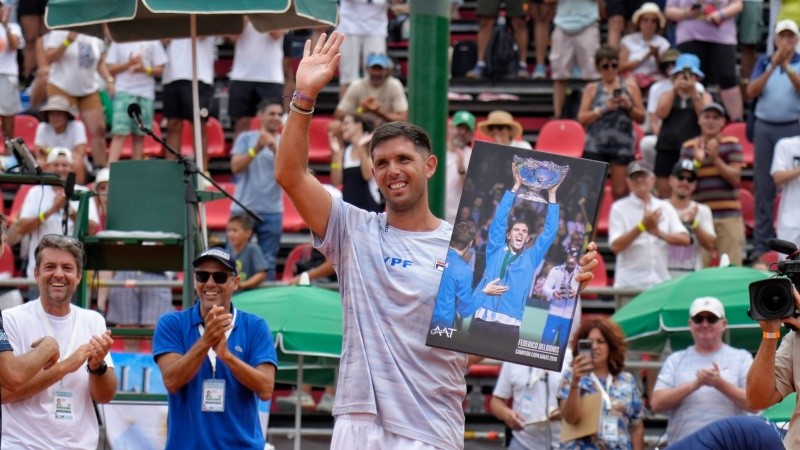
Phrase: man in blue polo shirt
[{"left": 153, "top": 248, "right": 277, "bottom": 449}]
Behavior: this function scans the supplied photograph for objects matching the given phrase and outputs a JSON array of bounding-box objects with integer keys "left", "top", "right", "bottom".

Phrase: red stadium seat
[
  {"left": 8, "top": 184, "right": 32, "bottom": 223},
  {"left": 281, "top": 243, "right": 313, "bottom": 281},
  {"left": 181, "top": 117, "right": 227, "bottom": 159},
  {"left": 13, "top": 114, "right": 39, "bottom": 147},
  {"left": 722, "top": 123, "right": 753, "bottom": 167},
  {"left": 0, "top": 243, "right": 14, "bottom": 277},
  {"left": 632, "top": 122, "right": 645, "bottom": 160},
  {"left": 595, "top": 184, "right": 614, "bottom": 236},
  {"left": 282, "top": 192, "right": 308, "bottom": 233},
  {"left": 309, "top": 116, "right": 334, "bottom": 164},
  {"left": 203, "top": 181, "right": 235, "bottom": 232},
  {"left": 534, "top": 119, "right": 585, "bottom": 158},
  {"left": 739, "top": 188, "right": 754, "bottom": 236},
  {"left": 582, "top": 253, "right": 608, "bottom": 300},
  {"left": 120, "top": 120, "right": 164, "bottom": 158}
]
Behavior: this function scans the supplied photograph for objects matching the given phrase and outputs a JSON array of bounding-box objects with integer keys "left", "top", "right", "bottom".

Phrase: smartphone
[
  {"left": 612, "top": 88, "right": 622, "bottom": 97},
  {"left": 577, "top": 339, "right": 593, "bottom": 359}
]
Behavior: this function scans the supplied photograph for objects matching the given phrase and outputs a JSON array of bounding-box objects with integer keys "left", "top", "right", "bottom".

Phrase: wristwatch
[{"left": 86, "top": 361, "right": 108, "bottom": 376}]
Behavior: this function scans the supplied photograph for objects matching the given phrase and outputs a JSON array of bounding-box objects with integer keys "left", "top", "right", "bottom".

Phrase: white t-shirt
[
  {"left": 609, "top": 194, "right": 688, "bottom": 289},
  {"left": 19, "top": 184, "right": 99, "bottom": 279},
  {"left": 771, "top": 136, "right": 800, "bottom": 245},
  {"left": 229, "top": 21, "right": 284, "bottom": 83},
  {"left": 45, "top": 31, "right": 104, "bottom": 96},
  {"left": 337, "top": 0, "right": 389, "bottom": 36},
  {"left": 342, "top": 144, "right": 381, "bottom": 204},
  {"left": 105, "top": 40, "right": 168, "bottom": 99},
  {"left": 541, "top": 264, "right": 581, "bottom": 320},
  {"left": 493, "top": 361, "right": 568, "bottom": 450},
  {"left": 445, "top": 146, "right": 472, "bottom": 224},
  {"left": 315, "top": 199, "right": 467, "bottom": 450},
  {"left": 668, "top": 200, "right": 715, "bottom": 276},
  {"left": 34, "top": 121, "right": 88, "bottom": 151},
  {"left": 620, "top": 32, "right": 671, "bottom": 76},
  {"left": 647, "top": 79, "right": 706, "bottom": 114},
  {"left": 1, "top": 300, "right": 114, "bottom": 450},
  {"left": 162, "top": 37, "right": 216, "bottom": 85},
  {"left": 654, "top": 344, "right": 753, "bottom": 442},
  {"left": 0, "top": 23, "right": 23, "bottom": 76}
]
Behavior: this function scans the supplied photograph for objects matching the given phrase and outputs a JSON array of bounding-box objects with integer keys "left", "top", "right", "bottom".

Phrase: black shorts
[
  {"left": 606, "top": 0, "right": 646, "bottom": 20},
  {"left": 583, "top": 147, "right": 636, "bottom": 165},
  {"left": 162, "top": 80, "right": 213, "bottom": 121},
  {"left": 654, "top": 150, "right": 680, "bottom": 177},
  {"left": 18, "top": 0, "right": 48, "bottom": 16},
  {"left": 677, "top": 41, "right": 738, "bottom": 89},
  {"left": 228, "top": 80, "right": 284, "bottom": 119},
  {"left": 283, "top": 29, "right": 312, "bottom": 59}
]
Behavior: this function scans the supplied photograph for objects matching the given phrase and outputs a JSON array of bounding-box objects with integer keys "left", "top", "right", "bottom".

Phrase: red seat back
[
  {"left": 309, "top": 116, "right": 334, "bottom": 164},
  {"left": 120, "top": 120, "right": 164, "bottom": 158},
  {"left": 281, "top": 243, "right": 313, "bottom": 281},
  {"left": 8, "top": 184, "right": 32, "bottom": 223},
  {"left": 13, "top": 114, "right": 39, "bottom": 147},
  {"left": 181, "top": 118, "right": 228, "bottom": 159},
  {"left": 534, "top": 119, "right": 585, "bottom": 158},
  {"left": 282, "top": 192, "right": 309, "bottom": 233},
  {"left": 595, "top": 184, "right": 614, "bottom": 236},
  {"left": 204, "top": 181, "right": 235, "bottom": 232},
  {"left": 739, "top": 188, "right": 754, "bottom": 235},
  {"left": 722, "top": 123, "right": 753, "bottom": 167}
]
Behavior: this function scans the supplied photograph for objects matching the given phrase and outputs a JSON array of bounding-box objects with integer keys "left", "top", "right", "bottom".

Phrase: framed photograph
[{"left": 427, "top": 140, "right": 608, "bottom": 371}]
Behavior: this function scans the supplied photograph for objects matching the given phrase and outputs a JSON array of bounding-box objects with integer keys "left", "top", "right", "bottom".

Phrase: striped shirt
[{"left": 679, "top": 136, "right": 743, "bottom": 218}]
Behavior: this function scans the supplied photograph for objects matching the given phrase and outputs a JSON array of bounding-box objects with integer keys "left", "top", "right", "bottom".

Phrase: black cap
[
  {"left": 672, "top": 159, "right": 697, "bottom": 176},
  {"left": 193, "top": 248, "right": 238, "bottom": 274}
]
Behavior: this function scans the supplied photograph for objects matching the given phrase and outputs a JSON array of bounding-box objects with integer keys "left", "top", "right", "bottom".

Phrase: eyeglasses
[
  {"left": 600, "top": 62, "right": 619, "bottom": 70},
  {"left": 195, "top": 271, "right": 233, "bottom": 284},
  {"left": 487, "top": 125, "right": 510, "bottom": 132},
  {"left": 691, "top": 314, "right": 720, "bottom": 324},
  {"left": 676, "top": 174, "right": 697, "bottom": 182}
]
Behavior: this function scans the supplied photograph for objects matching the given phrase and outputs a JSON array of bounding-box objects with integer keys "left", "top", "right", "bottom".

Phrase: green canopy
[
  {"left": 45, "top": 0, "right": 338, "bottom": 42},
  {"left": 611, "top": 267, "right": 771, "bottom": 353},
  {"left": 233, "top": 285, "right": 342, "bottom": 387}
]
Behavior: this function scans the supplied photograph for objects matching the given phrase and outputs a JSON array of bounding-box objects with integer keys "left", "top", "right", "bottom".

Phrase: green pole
[{"left": 408, "top": 1, "right": 449, "bottom": 218}]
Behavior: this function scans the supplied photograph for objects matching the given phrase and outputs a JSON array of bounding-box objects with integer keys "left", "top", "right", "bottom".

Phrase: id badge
[
  {"left": 201, "top": 379, "right": 226, "bottom": 412},
  {"left": 600, "top": 415, "right": 619, "bottom": 442},
  {"left": 54, "top": 389, "right": 74, "bottom": 421},
  {"left": 517, "top": 393, "right": 535, "bottom": 419}
]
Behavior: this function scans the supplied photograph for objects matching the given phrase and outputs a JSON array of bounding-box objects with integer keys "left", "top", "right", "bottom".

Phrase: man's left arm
[
  {"left": 526, "top": 200, "right": 560, "bottom": 262},
  {"left": 216, "top": 318, "right": 277, "bottom": 401},
  {"left": 87, "top": 330, "right": 117, "bottom": 404}
]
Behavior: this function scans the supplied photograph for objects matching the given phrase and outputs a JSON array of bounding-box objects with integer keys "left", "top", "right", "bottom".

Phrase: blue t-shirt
[
  {"left": 153, "top": 302, "right": 278, "bottom": 450},
  {"left": 226, "top": 242, "right": 268, "bottom": 286},
  {"left": 230, "top": 130, "right": 283, "bottom": 215}
]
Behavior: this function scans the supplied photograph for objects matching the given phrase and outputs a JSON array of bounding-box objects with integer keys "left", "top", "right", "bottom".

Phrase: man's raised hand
[{"left": 295, "top": 32, "right": 345, "bottom": 100}]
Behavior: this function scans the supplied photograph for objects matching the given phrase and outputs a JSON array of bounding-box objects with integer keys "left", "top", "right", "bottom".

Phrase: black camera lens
[{"left": 749, "top": 278, "right": 796, "bottom": 321}]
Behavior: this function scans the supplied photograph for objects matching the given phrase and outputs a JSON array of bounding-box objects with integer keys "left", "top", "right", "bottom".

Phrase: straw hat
[
  {"left": 40, "top": 95, "right": 78, "bottom": 120},
  {"left": 477, "top": 110, "right": 523, "bottom": 139},
  {"left": 632, "top": 2, "right": 666, "bottom": 29}
]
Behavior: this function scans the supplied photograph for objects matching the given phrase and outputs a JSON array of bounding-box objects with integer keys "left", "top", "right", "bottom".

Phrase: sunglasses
[
  {"left": 40, "top": 234, "right": 83, "bottom": 248},
  {"left": 676, "top": 174, "right": 697, "bottom": 182},
  {"left": 600, "top": 63, "right": 619, "bottom": 70},
  {"left": 487, "top": 125, "right": 510, "bottom": 132},
  {"left": 195, "top": 271, "right": 233, "bottom": 284},
  {"left": 691, "top": 314, "right": 720, "bottom": 324}
]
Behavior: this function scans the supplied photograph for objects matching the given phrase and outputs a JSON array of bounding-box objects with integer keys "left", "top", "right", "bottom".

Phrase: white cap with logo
[{"left": 690, "top": 296, "right": 726, "bottom": 319}]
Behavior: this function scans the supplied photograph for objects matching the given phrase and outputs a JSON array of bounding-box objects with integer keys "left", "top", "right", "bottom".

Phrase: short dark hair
[
  {"left": 257, "top": 99, "right": 283, "bottom": 114},
  {"left": 595, "top": 45, "right": 620, "bottom": 66},
  {"left": 369, "top": 122, "right": 432, "bottom": 158},
  {"left": 34, "top": 234, "right": 84, "bottom": 273},
  {"left": 228, "top": 213, "right": 254, "bottom": 231},
  {"left": 571, "top": 318, "right": 628, "bottom": 376},
  {"left": 451, "top": 221, "right": 477, "bottom": 251},
  {"left": 507, "top": 218, "right": 530, "bottom": 234},
  {"left": 346, "top": 113, "right": 375, "bottom": 134}
]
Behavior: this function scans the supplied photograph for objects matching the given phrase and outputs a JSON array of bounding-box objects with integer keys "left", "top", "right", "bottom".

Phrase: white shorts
[
  {"left": 0, "top": 74, "right": 21, "bottom": 116},
  {"left": 337, "top": 34, "right": 387, "bottom": 86},
  {"left": 331, "top": 414, "right": 442, "bottom": 450}
]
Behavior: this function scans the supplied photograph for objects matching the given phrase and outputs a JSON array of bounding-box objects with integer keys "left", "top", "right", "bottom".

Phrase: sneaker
[
  {"left": 516, "top": 63, "right": 529, "bottom": 79},
  {"left": 316, "top": 393, "right": 335, "bottom": 413},
  {"left": 532, "top": 64, "right": 547, "bottom": 79},
  {"left": 466, "top": 63, "right": 485, "bottom": 80},
  {"left": 275, "top": 389, "right": 315, "bottom": 411}
]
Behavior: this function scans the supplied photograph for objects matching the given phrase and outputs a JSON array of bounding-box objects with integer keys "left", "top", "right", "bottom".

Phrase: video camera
[{"left": 748, "top": 239, "right": 800, "bottom": 321}]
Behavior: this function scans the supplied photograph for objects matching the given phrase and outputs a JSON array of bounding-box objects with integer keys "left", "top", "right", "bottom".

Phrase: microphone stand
[{"left": 132, "top": 118, "right": 263, "bottom": 290}]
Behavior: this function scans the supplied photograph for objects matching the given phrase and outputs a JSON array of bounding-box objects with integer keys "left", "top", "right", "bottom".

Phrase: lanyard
[
  {"left": 527, "top": 367, "right": 544, "bottom": 389},
  {"left": 589, "top": 372, "right": 613, "bottom": 409},
  {"left": 37, "top": 300, "right": 79, "bottom": 363},
  {"left": 197, "top": 308, "right": 237, "bottom": 377}
]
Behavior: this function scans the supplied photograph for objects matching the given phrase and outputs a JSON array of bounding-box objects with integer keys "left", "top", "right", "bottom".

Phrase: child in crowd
[{"left": 225, "top": 213, "right": 267, "bottom": 291}]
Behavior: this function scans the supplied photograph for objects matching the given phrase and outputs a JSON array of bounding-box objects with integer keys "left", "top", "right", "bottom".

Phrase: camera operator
[{"left": 746, "top": 284, "right": 800, "bottom": 448}]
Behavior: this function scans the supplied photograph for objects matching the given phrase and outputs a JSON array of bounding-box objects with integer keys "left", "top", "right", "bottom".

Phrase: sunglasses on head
[
  {"left": 676, "top": 174, "right": 697, "bottom": 182},
  {"left": 195, "top": 271, "right": 232, "bottom": 284},
  {"left": 691, "top": 314, "right": 720, "bottom": 324},
  {"left": 600, "top": 62, "right": 619, "bottom": 70},
  {"left": 487, "top": 125, "right": 509, "bottom": 131}
]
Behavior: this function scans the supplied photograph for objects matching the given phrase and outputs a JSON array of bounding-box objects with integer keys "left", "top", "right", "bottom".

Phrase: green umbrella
[
  {"left": 763, "top": 392, "right": 796, "bottom": 424},
  {"left": 235, "top": 285, "right": 342, "bottom": 450},
  {"left": 234, "top": 285, "right": 342, "bottom": 386},
  {"left": 45, "top": 0, "right": 338, "bottom": 42},
  {"left": 611, "top": 267, "right": 771, "bottom": 353}
]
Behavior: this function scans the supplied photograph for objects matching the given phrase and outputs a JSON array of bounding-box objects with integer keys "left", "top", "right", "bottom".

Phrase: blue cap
[
  {"left": 366, "top": 53, "right": 391, "bottom": 68},
  {"left": 670, "top": 53, "right": 704, "bottom": 78}
]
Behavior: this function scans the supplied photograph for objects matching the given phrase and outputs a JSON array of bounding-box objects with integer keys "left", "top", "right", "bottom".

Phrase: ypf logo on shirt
[{"left": 384, "top": 256, "right": 413, "bottom": 268}]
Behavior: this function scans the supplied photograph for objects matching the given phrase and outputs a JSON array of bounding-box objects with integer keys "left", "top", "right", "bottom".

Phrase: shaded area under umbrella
[{"left": 612, "top": 267, "right": 771, "bottom": 353}]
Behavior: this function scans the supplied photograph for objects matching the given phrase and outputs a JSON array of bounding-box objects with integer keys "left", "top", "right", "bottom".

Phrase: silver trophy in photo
[{"left": 513, "top": 155, "right": 570, "bottom": 203}]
